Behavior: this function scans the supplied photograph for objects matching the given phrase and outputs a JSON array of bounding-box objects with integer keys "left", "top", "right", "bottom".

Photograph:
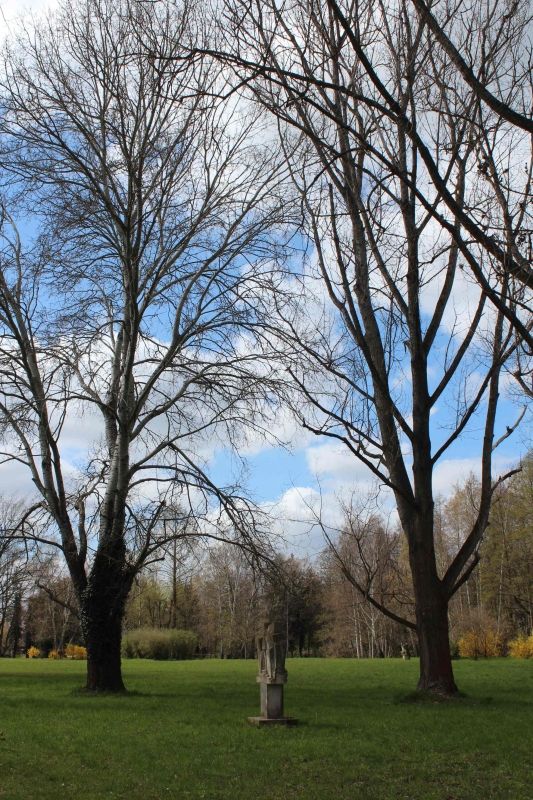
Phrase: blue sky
[{"left": 0, "top": 0, "right": 530, "bottom": 560}]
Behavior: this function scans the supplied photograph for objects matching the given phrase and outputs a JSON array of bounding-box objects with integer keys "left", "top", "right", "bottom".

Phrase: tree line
[
  {"left": 0, "top": 0, "right": 530, "bottom": 695},
  {"left": 3, "top": 458, "right": 531, "bottom": 660}
]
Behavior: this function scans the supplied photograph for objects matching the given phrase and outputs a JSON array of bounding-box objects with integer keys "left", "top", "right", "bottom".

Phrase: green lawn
[{"left": 0, "top": 658, "right": 532, "bottom": 800}]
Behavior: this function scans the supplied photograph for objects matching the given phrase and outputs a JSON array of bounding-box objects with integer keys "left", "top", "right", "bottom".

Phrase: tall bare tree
[
  {"left": 219, "top": 0, "right": 530, "bottom": 694},
  {"left": 202, "top": 0, "right": 532, "bottom": 321},
  {"left": 0, "top": 0, "right": 290, "bottom": 690}
]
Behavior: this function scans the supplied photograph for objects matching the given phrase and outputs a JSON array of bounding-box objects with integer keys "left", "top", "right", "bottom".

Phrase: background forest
[{"left": 3, "top": 455, "right": 531, "bottom": 661}]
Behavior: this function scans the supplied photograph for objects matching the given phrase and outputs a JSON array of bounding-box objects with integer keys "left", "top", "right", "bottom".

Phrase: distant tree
[
  {"left": 443, "top": 476, "right": 485, "bottom": 616},
  {"left": 485, "top": 454, "right": 533, "bottom": 635},
  {"left": 125, "top": 576, "right": 171, "bottom": 631},
  {"left": 5, "top": 591, "right": 22, "bottom": 657},
  {"left": 24, "top": 571, "right": 81, "bottom": 654},
  {"left": 0, "top": 500, "right": 32, "bottom": 656},
  {"left": 320, "top": 501, "right": 414, "bottom": 657},
  {"left": 266, "top": 556, "right": 324, "bottom": 657},
  {"left": 196, "top": 544, "right": 260, "bottom": 658},
  {"left": 445, "top": 456, "right": 533, "bottom": 638}
]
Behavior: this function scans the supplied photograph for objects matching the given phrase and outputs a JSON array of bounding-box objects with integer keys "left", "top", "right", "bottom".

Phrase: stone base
[
  {"left": 247, "top": 716, "right": 298, "bottom": 727},
  {"left": 260, "top": 681, "right": 285, "bottom": 718}
]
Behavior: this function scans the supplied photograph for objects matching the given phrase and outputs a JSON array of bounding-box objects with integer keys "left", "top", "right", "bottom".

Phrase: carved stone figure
[
  {"left": 401, "top": 643, "right": 410, "bottom": 661},
  {"left": 248, "top": 615, "right": 296, "bottom": 726},
  {"left": 256, "top": 620, "right": 287, "bottom": 684}
]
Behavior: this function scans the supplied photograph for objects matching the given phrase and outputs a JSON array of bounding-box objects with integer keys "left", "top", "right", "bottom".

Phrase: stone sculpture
[{"left": 248, "top": 616, "right": 296, "bottom": 726}]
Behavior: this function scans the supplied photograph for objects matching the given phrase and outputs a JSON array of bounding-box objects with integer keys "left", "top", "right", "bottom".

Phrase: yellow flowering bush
[
  {"left": 48, "top": 649, "right": 61, "bottom": 659},
  {"left": 458, "top": 629, "right": 503, "bottom": 658},
  {"left": 27, "top": 646, "right": 41, "bottom": 658},
  {"left": 65, "top": 644, "right": 87, "bottom": 660},
  {"left": 508, "top": 634, "right": 533, "bottom": 659}
]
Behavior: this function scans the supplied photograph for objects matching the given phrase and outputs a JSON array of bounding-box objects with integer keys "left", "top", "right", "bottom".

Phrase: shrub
[
  {"left": 508, "top": 634, "right": 533, "bottom": 659},
  {"left": 27, "top": 646, "right": 41, "bottom": 659},
  {"left": 65, "top": 644, "right": 87, "bottom": 660},
  {"left": 458, "top": 629, "right": 503, "bottom": 658},
  {"left": 122, "top": 628, "right": 198, "bottom": 660},
  {"left": 48, "top": 649, "right": 61, "bottom": 660}
]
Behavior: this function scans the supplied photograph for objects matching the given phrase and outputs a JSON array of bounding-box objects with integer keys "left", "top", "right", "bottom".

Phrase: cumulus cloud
[
  {"left": 432, "top": 454, "right": 518, "bottom": 497},
  {"left": 264, "top": 485, "right": 343, "bottom": 558},
  {"left": 262, "top": 442, "right": 523, "bottom": 558},
  {"left": 305, "top": 441, "right": 380, "bottom": 495}
]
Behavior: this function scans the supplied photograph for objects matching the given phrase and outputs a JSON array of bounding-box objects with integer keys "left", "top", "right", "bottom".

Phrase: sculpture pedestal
[
  {"left": 248, "top": 679, "right": 298, "bottom": 726},
  {"left": 247, "top": 714, "right": 298, "bottom": 726}
]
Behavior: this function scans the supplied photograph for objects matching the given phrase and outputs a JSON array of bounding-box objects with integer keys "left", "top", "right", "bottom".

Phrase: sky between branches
[{"left": 0, "top": 0, "right": 530, "bottom": 558}]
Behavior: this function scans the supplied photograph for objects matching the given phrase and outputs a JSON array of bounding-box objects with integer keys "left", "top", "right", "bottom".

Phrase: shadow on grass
[
  {"left": 70, "top": 687, "right": 205, "bottom": 700},
  {"left": 394, "top": 687, "right": 533, "bottom": 708},
  {"left": 0, "top": 670, "right": 81, "bottom": 683},
  {"left": 71, "top": 687, "right": 142, "bottom": 698},
  {"left": 395, "top": 689, "right": 470, "bottom": 704}
]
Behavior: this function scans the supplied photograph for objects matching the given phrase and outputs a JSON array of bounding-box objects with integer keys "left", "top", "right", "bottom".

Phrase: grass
[{"left": 0, "top": 657, "right": 532, "bottom": 800}]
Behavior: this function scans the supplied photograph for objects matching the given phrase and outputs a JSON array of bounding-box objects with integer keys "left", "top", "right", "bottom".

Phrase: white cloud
[
  {"left": 0, "top": 0, "right": 58, "bottom": 40},
  {"left": 432, "top": 454, "right": 516, "bottom": 497},
  {"left": 238, "top": 405, "right": 315, "bottom": 457},
  {"left": 264, "top": 485, "right": 343, "bottom": 558},
  {"left": 305, "top": 441, "right": 378, "bottom": 489},
  {"left": 262, "top": 449, "right": 523, "bottom": 559},
  {"left": 0, "top": 457, "right": 38, "bottom": 499},
  {"left": 57, "top": 401, "right": 103, "bottom": 456}
]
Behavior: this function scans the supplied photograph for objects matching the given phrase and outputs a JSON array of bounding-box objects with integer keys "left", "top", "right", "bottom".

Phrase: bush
[
  {"left": 122, "top": 628, "right": 198, "bottom": 660},
  {"left": 458, "top": 629, "right": 503, "bottom": 658},
  {"left": 48, "top": 649, "right": 61, "bottom": 660},
  {"left": 508, "top": 634, "right": 533, "bottom": 659},
  {"left": 27, "top": 646, "right": 41, "bottom": 659},
  {"left": 65, "top": 644, "right": 87, "bottom": 660}
]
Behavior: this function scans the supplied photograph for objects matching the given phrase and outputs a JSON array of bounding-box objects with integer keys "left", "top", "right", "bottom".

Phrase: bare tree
[
  {"left": 0, "top": 0, "right": 290, "bottom": 690},
  {"left": 219, "top": 0, "right": 529, "bottom": 694},
  {"left": 409, "top": 0, "right": 533, "bottom": 135},
  {"left": 198, "top": 0, "right": 532, "bottom": 325},
  {"left": 320, "top": 516, "right": 413, "bottom": 659},
  {"left": 0, "top": 500, "right": 32, "bottom": 656}
]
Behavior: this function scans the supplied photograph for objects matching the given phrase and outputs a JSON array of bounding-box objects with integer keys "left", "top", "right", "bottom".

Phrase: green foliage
[{"left": 122, "top": 628, "right": 197, "bottom": 660}]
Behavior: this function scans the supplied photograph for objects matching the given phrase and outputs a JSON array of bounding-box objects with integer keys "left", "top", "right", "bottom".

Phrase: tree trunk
[
  {"left": 414, "top": 582, "right": 457, "bottom": 696},
  {"left": 406, "top": 505, "right": 458, "bottom": 696},
  {"left": 9, "top": 593, "right": 22, "bottom": 658},
  {"left": 85, "top": 614, "right": 124, "bottom": 692},
  {"left": 80, "top": 573, "right": 130, "bottom": 692}
]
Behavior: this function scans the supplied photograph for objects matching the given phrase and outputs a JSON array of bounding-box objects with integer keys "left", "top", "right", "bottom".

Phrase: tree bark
[
  {"left": 80, "top": 571, "right": 130, "bottom": 692},
  {"left": 411, "top": 557, "right": 458, "bottom": 696},
  {"left": 84, "top": 614, "right": 124, "bottom": 692},
  {"left": 416, "top": 602, "right": 457, "bottom": 695}
]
